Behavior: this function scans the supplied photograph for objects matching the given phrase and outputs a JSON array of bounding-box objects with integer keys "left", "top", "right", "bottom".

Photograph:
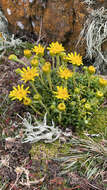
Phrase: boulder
[{"left": 0, "top": 0, "right": 106, "bottom": 54}]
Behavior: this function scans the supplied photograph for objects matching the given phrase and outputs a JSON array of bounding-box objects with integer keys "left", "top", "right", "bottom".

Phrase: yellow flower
[
  {"left": 57, "top": 102, "right": 66, "bottom": 111},
  {"left": 99, "top": 78, "right": 107, "bottom": 86},
  {"left": 96, "top": 91, "right": 103, "bottom": 98},
  {"left": 42, "top": 62, "right": 51, "bottom": 73},
  {"left": 84, "top": 103, "right": 91, "bottom": 110},
  {"left": 30, "top": 59, "right": 39, "bottom": 67},
  {"left": 88, "top": 66, "right": 95, "bottom": 74},
  {"left": 8, "top": 54, "right": 18, "bottom": 61},
  {"left": 24, "top": 49, "right": 32, "bottom": 58},
  {"left": 23, "top": 97, "right": 32, "bottom": 105},
  {"left": 47, "top": 42, "right": 65, "bottom": 56},
  {"left": 32, "top": 44, "right": 45, "bottom": 56},
  {"left": 58, "top": 67, "right": 73, "bottom": 80},
  {"left": 54, "top": 86, "right": 70, "bottom": 100},
  {"left": 9, "top": 84, "right": 30, "bottom": 101},
  {"left": 67, "top": 52, "right": 83, "bottom": 66},
  {"left": 20, "top": 67, "right": 39, "bottom": 83}
]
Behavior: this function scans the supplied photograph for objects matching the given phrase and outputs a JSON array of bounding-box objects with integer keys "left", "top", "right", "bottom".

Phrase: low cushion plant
[{"left": 8, "top": 42, "right": 107, "bottom": 132}]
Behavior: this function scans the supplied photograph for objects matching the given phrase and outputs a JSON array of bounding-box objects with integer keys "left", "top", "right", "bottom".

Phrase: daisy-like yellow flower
[
  {"left": 32, "top": 44, "right": 45, "bottom": 56},
  {"left": 47, "top": 42, "right": 65, "bottom": 56},
  {"left": 96, "top": 91, "right": 103, "bottom": 98},
  {"left": 88, "top": 66, "right": 95, "bottom": 74},
  {"left": 57, "top": 102, "right": 66, "bottom": 111},
  {"left": 67, "top": 52, "right": 83, "bottom": 66},
  {"left": 30, "top": 59, "right": 39, "bottom": 67},
  {"left": 99, "top": 77, "right": 107, "bottom": 86},
  {"left": 24, "top": 49, "right": 32, "bottom": 58},
  {"left": 42, "top": 62, "right": 51, "bottom": 73},
  {"left": 54, "top": 86, "right": 70, "bottom": 100},
  {"left": 23, "top": 97, "right": 32, "bottom": 105},
  {"left": 20, "top": 66, "right": 39, "bottom": 83},
  {"left": 8, "top": 54, "right": 18, "bottom": 61},
  {"left": 9, "top": 84, "right": 30, "bottom": 101},
  {"left": 58, "top": 67, "right": 73, "bottom": 80}
]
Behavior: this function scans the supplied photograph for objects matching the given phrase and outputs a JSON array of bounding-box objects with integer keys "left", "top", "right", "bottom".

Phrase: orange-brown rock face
[{"left": 0, "top": 0, "right": 105, "bottom": 54}]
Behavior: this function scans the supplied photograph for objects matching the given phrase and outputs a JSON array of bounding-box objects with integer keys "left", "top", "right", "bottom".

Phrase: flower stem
[
  {"left": 64, "top": 79, "right": 67, "bottom": 88},
  {"left": 47, "top": 73, "right": 52, "bottom": 91},
  {"left": 39, "top": 71, "right": 45, "bottom": 86},
  {"left": 30, "top": 105, "right": 43, "bottom": 116},
  {"left": 56, "top": 55, "right": 60, "bottom": 68},
  {"left": 52, "top": 56, "right": 55, "bottom": 69},
  {"left": 39, "top": 100, "right": 49, "bottom": 114},
  {"left": 16, "top": 59, "right": 27, "bottom": 67},
  {"left": 30, "top": 81, "right": 49, "bottom": 114},
  {"left": 59, "top": 112, "right": 62, "bottom": 123},
  {"left": 73, "top": 65, "right": 76, "bottom": 88},
  {"left": 30, "top": 81, "right": 38, "bottom": 94}
]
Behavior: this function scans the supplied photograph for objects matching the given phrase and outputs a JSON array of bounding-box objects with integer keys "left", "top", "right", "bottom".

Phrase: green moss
[
  {"left": 30, "top": 108, "right": 107, "bottom": 160},
  {"left": 30, "top": 140, "right": 71, "bottom": 161},
  {"left": 75, "top": 107, "right": 107, "bottom": 141},
  {"left": 88, "top": 107, "right": 107, "bottom": 134}
]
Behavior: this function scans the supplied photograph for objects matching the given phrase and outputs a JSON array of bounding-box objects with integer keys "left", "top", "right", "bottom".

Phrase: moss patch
[
  {"left": 88, "top": 107, "right": 107, "bottom": 134},
  {"left": 30, "top": 140, "right": 71, "bottom": 161}
]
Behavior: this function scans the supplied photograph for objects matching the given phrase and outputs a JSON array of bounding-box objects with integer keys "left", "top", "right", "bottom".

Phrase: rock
[{"left": 0, "top": 0, "right": 106, "bottom": 55}]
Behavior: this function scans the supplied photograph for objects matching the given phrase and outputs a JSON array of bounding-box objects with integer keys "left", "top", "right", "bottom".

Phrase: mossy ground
[
  {"left": 30, "top": 140, "right": 71, "bottom": 161},
  {"left": 88, "top": 107, "right": 107, "bottom": 134},
  {"left": 30, "top": 107, "right": 107, "bottom": 162}
]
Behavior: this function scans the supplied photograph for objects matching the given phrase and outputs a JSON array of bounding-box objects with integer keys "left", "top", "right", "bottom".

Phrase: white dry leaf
[
  {"left": 83, "top": 0, "right": 95, "bottom": 6},
  {"left": 0, "top": 8, "right": 8, "bottom": 34},
  {"left": 77, "top": 7, "right": 107, "bottom": 74},
  {"left": 0, "top": 8, "right": 22, "bottom": 57},
  {"left": 0, "top": 34, "right": 22, "bottom": 51},
  {"left": 18, "top": 113, "right": 63, "bottom": 144}
]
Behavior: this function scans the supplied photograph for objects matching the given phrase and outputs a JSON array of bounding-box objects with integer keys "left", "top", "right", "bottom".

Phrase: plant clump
[{"left": 8, "top": 42, "right": 107, "bottom": 132}]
